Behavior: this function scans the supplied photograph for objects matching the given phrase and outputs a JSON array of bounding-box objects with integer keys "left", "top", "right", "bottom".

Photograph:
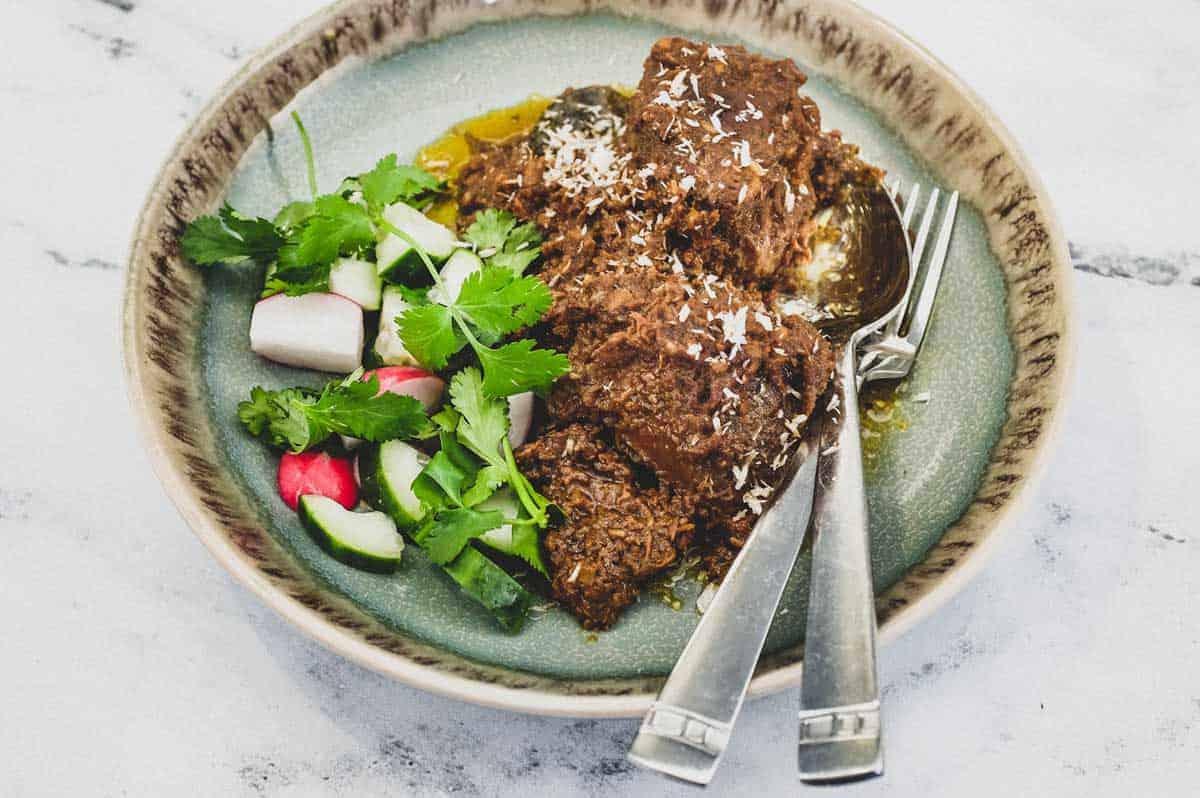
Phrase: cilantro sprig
[
  {"left": 389, "top": 211, "right": 569, "bottom": 397},
  {"left": 408, "top": 368, "right": 553, "bottom": 576},
  {"left": 238, "top": 370, "right": 432, "bottom": 452},
  {"left": 464, "top": 209, "right": 544, "bottom": 276},
  {"left": 179, "top": 113, "right": 445, "bottom": 298},
  {"left": 180, "top": 204, "right": 284, "bottom": 267}
]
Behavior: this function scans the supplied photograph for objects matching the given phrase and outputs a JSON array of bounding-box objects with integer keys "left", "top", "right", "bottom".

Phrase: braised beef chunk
[
  {"left": 517, "top": 424, "right": 696, "bottom": 630},
  {"left": 543, "top": 265, "right": 834, "bottom": 550},
  {"left": 454, "top": 35, "right": 880, "bottom": 628},
  {"left": 624, "top": 37, "right": 824, "bottom": 293}
]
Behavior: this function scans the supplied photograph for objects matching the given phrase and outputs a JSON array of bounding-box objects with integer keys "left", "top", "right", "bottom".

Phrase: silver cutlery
[
  {"left": 627, "top": 449, "right": 821, "bottom": 784},
  {"left": 628, "top": 182, "right": 911, "bottom": 785},
  {"left": 798, "top": 182, "right": 958, "bottom": 782},
  {"left": 858, "top": 184, "right": 960, "bottom": 385}
]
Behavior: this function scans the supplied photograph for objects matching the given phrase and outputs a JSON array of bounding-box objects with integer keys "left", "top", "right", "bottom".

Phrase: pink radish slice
[
  {"left": 278, "top": 451, "right": 358, "bottom": 511},
  {"left": 506, "top": 392, "right": 534, "bottom": 449},
  {"left": 250, "top": 292, "right": 363, "bottom": 373},
  {"left": 363, "top": 366, "right": 445, "bottom": 412}
]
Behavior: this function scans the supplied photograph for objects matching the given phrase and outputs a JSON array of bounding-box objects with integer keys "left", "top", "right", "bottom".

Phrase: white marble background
[{"left": 2, "top": 1, "right": 1198, "bottom": 795}]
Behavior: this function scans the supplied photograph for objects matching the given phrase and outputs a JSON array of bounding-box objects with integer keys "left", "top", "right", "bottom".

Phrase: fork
[
  {"left": 857, "top": 182, "right": 960, "bottom": 386},
  {"left": 797, "top": 181, "right": 958, "bottom": 783}
]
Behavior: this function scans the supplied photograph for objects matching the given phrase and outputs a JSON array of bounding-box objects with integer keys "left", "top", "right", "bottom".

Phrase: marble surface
[{"left": 2, "top": 1, "right": 1197, "bottom": 795}]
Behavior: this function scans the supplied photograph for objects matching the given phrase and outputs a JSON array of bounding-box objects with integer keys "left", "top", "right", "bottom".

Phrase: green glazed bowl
[{"left": 123, "top": 0, "right": 1072, "bottom": 717}]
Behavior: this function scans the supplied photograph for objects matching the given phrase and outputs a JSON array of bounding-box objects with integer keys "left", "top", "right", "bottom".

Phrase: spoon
[
  {"left": 797, "top": 183, "right": 911, "bottom": 782},
  {"left": 627, "top": 184, "right": 909, "bottom": 785}
]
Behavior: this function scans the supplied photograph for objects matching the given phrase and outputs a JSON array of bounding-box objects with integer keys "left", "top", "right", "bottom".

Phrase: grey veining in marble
[{"left": 2, "top": 1, "right": 1197, "bottom": 796}]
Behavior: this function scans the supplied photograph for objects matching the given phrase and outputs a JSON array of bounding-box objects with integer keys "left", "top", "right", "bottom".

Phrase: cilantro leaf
[
  {"left": 394, "top": 284, "right": 431, "bottom": 307},
  {"left": 453, "top": 266, "right": 553, "bottom": 340},
  {"left": 449, "top": 368, "right": 509, "bottom": 467},
  {"left": 180, "top": 216, "right": 246, "bottom": 265},
  {"left": 262, "top": 270, "right": 329, "bottom": 298},
  {"left": 462, "top": 463, "right": 507, "bottom": 507},
  {"left": 481, "top": 521, "right": 548, "bottom": 577},
  {"left": 487, "top": 246, "right": 542, "bottom": 277},
  {"left": 358, "top": 154, "right": 443, "bottom": 211},
  {"left": 465, "top": 209, "right": 543, "bottom": 276},
  {"left": 503, "top": 220, "right": 542, "bottom": 254},
  {"left": 464, "top": 209, "right": 517, "bottom": 253},
  {"left": 311, "top": 373, "right": 431, "bottom": 443},
  {"left": 488, "top": 220, "right": 543, "bottom": 276},
  {"left": 273, "top": 200, "right": 316, "bottom": 230},
  {"left": 238, "top": 386, "right": 288, "bottom": 438},
  {"left": 237, "top": 373, "right": 430, "bottom": 452},
  {"left": 412, "top": 449, "right": 472, "bottom": 510},
  {"left": 412, "top": 428, "right": 482, "bottom": 511},
  {"left": 397, "top": 303, "right": 466, "bottom": 371},
  {"left": 476, "top": 339, "right": 571, "bottom": 397},
  {"left": 293, "top": 194, "right": 375, "bottom": 266},
  {"left": 418, "top": 508, "right": 506, "bottom": 565},
  {"left": 180, "top": 204, "right": 284, "bottom": 266},
  {"left": 238, "top": 386, "right": 323, "bottom": 451},
  {"left": 431, "top": 405, "right": 461, "bottom": 433}
]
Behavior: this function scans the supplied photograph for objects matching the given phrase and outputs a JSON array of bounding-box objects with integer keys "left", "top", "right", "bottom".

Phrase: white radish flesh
[
  {"left": 249, "top": 293, "right": 363, "bottom": 373},
  {"left": 373, "top": 286, "right": 417, "bottom": 366}
]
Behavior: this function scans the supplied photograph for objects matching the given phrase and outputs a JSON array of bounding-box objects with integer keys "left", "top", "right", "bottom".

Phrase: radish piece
[
  {"left": 506, "top": 392, "right": 535, "bottom": 449},
  {"left": 363, "top": 366, "right": 445, "bottom": 413},
  {"left": 250, "top": 293, "right": 363, "bottom": 373},
  {"left": 278, "top": 451, "right": 358, "bottom": 511},
  {"left": 373, "top": 286, "right": 418, "bottom": 367}
]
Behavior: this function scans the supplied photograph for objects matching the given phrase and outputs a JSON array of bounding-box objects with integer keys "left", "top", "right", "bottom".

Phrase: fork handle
[
  {"left": 798, "top": 346, "right": 883, "bottom": 782},
  {"left": 628, "top": 450, "right": 820, "bottom": 785}
]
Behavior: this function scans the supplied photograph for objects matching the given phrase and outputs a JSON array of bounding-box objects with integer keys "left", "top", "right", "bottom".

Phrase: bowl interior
[{"left": 196, "top": 13, "right": 1013, "bottom": 680}]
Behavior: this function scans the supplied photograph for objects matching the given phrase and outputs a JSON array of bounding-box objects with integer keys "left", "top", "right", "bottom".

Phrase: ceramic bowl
[{"left": 123, "top": 0, "right": 1072, "bottom": 717}]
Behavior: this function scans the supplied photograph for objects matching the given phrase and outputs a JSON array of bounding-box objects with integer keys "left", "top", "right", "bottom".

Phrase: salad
[{"left": 181, "top": 114, "right": 570, "bottom": 631}]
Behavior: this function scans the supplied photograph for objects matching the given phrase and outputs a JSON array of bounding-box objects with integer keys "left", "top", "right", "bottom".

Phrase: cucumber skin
[
  {"left": 298, "top": 500, "right": 401, "bottom": 574},
  {"left": 359, "top": 446, "right": 535, "bottom": 630},
  {"left": 357, "top": 445, "right": 419, "bottom": 531},
  {"left": 376, "top": 249, "right": 426, "bottom": 285},
  {"left": 441, "top": 546, "right": 534, "bottom": 632},
  {"left": 360, "top": 445, "right": 535, "bottom": 630}
]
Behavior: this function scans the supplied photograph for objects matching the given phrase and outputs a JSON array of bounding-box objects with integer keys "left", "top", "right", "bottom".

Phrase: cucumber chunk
[
  {"left": 376, "top": 202, "right": 456, "bottom": 282},
  {"left": 441, "top": 546, "right": 535, "bottom": 631},
  {"left": 428, "top": 249, "right": 483, "bottom": 305},
  {"left": 358, "top": 440, "right": 427, "bottom": 530},
  {"left": 475, "top": 490, "right": 548, "bottom": 576},
  {"left": 298, "top": 495, "right": 403, "bottom": 573},
  {"left": 372, "top": 286, "right": 418, "bottom": 366},
  {"left": 329, "top": 257, "right": 383, "bottom": 310}
]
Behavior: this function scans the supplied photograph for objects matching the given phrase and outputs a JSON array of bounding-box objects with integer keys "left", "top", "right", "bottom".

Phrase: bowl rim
[{"left": 122, "top": 0, "right": 1074, "bottom": 717}]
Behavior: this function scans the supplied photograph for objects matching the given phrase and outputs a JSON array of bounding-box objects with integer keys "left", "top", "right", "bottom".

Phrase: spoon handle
[
  {"left": 798, "top": 346, "right": 883, "bottom": 782},
  {"left": 627, "top": 450, "right": 820, "bottom": 785}
]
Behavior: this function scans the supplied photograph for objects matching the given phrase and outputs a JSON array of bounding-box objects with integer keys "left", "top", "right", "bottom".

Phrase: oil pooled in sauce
[
  {"left": 415, "top": 96, "right": 554, "bottom": 226},
  {"left": 860, "top": 381, "right": 910, "bottom": 466}
]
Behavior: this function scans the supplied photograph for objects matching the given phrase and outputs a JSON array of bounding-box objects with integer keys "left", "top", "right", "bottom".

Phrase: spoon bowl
[{"left": 813, "top": 184, "right": 911, "bottom": 345}]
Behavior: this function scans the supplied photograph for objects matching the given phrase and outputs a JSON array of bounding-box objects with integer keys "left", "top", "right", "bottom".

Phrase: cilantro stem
[
  {"left": 291, "top": 112, "right": 318, "bottom": 201},
  {"left": 503, "top": 438, "right": 547, "bottom": 528},
  {"left": 376, "top": 216, "right": 488, "bottom": 353}
]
